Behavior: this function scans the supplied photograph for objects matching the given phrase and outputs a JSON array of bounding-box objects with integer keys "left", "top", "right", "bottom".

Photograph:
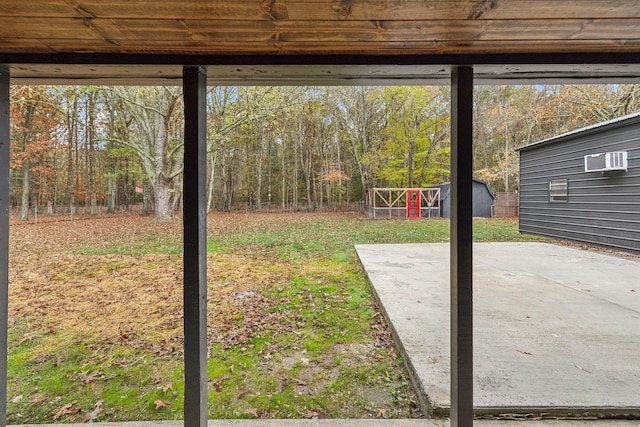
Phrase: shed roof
[
  {"left": 516, "top": 111, "right": 640, "bottom": 152},
  {"left": 3, "top": 1, "right": 640, "bottom": 85}
]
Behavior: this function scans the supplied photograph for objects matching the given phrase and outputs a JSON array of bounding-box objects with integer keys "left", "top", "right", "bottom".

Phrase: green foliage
[{"left": 377, "top": 86, "right": 451, "bottom": 187}]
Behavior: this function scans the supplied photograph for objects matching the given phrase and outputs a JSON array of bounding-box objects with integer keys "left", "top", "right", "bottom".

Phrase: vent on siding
[{"left": 584, "top": 151, "right": 628, "bottom": 172}]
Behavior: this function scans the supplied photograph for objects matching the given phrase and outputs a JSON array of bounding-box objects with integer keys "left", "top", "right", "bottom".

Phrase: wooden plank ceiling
[
  {"left": 2, "top": 0, "right": 640, "bottom": 55},
  {"left": 2, "top": 0, "right": 640, "bottom": 84}
]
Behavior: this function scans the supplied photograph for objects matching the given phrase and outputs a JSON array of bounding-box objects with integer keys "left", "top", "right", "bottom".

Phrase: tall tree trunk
[
  {"left": 20, "top": 160, "right": 30, "bottom": 221},
  {"left": 293, "top": 139, "right": 298, "bottom": 209},
  {"left": 153, "top": 99, "right": 175, "bottom": 219},
  {"left": 18, "top": 103, "right": 37, "bottom": 221},
  {"left": 256, "top": 124, "right": 265, "bottom": 210},
  {"left": 66, "top": 93, "right": 77, "bottom": 217},
  {"left": 142, "top": 180, "right": 151, "bottom": 216},
  {"left": 88, "top": 92, "right": 98, "bottom": 214},
  {"left": 155, "top": 174, "right": 173, "bottom": 219},
  {"left": 281, "top": 141, "right": 286, "bottom": 211},
  {"left": 207, "top": 151, "right": 216, "bottom": 212},
  {"left": 107, "top": 176, "right": 116, "bottom": 213},
  {"left": 407, "top": 135, "right": 416, "bottom": 187}
]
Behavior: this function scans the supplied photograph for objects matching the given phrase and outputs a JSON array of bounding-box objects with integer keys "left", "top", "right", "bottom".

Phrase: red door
[{"left": 406, "top": 189, "right": 421, "bottom": 218}]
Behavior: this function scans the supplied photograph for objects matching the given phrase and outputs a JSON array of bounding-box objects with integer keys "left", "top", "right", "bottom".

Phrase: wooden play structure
[{"left": 365, "top": 188, "right": 441, "bottom": 219}]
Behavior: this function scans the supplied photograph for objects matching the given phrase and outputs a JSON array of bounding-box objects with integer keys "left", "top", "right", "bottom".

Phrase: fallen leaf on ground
[
  {"left": 78, "top": 371, "right": 102, "bottom": 384},
  {"left": 516, "top": 349, "right": 533, "bottom": 355},
  {"left": 50, "top": 401, "right": 79, "bottom": 420},
  {"left": 80, "top": 400, "right": 103, "bottom": 423},
  {"left": 10, "top": 395, "right": 23, "bottom": 403},
  {"left": 154, "top": 399, "right": 170, "bottom": 409},
  {"left": 212, "top": 374, "right": 231, "bottom": 392},
  {"left": 575, "top": 365, "right": 592, "bottom": 373},
  {"left": 162, "top": 382, "right": 173, "bottom": 392},
  {"left": 300, "top": 409, "right": 319, "bottom": 419},
  {"left": 243, "top": 407, "right": 259, "bottom": 417},
  {"left": 377, "top": 408, "right": 387, "bottom": 418}
]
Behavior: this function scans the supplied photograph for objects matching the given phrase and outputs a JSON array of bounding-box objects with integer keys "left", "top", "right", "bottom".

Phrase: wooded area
[{"left": 10, "top": 84, "right": 640, "bottom": 219}]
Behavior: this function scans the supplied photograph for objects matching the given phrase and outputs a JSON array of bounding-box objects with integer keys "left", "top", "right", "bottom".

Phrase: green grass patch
[{"left": 8, "top": 214, "right": 541, "bottom": 422}]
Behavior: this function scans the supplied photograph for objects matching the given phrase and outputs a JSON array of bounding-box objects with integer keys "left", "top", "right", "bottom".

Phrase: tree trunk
[
  {"left": 88, "top": 92, "right": 98, "bottom": 215},
  {"left": 107, "top": 176, "right": 116, "bottom": 213},
  {"left": 281, "top": 142, "right": 286, "bottom": 211},
  {"left": 207, "top": 151, "right": 216, "bottom": 212},
  {"left": 142, "top": 180, "right": 151, "bottom": 216},
  {"left": 256, "top": 130, "right": 264, "bottom": 211},
  {"left": 153, "top": 98, "right": 175, "bottom": 219},
  {"left": 407, "top": 137, "right": 416, "bottom": 187},
  {"left": 67, "top": 95, "right": 78, "bottom": 217},
  {"left": 20, "top": 160, "right": 30, "bottom": 221},
  {"left": 155, "top": 173, "right": 173, "bottom": 219}
]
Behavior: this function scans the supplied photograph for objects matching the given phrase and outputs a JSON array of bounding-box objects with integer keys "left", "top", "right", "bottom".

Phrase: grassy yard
[{"left": 7, "top": 212, "right": 542, "bottom": 423}]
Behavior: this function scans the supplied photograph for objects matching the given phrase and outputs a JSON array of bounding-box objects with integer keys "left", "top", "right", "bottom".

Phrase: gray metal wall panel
[
  {"left": 472, "top": 181, "right": 494, "bottom": 217},
  {"left": 440, "top": 181, "right": 494, "bottom": 218},
  {"left": 519, "top": 118, "right": 640, "bottom": 251}
]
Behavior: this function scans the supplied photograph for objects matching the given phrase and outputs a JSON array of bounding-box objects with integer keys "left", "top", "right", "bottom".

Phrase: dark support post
[
  {"left": 0, "top": 66, "right": 9, "bottom": 427},
  {"left": 0, "top": 66, "right": 8, "bottom": 427},
  {"left": 450, "top": 66, "right": 474, "bottom": 427},
  {"left": 183, "top": 66, "right": 208, "bottom": 427}
]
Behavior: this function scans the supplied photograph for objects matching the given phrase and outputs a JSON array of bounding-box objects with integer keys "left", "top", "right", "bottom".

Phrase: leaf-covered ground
[{"left": 7, "top": 212, "right": 534, "bottom": 423}]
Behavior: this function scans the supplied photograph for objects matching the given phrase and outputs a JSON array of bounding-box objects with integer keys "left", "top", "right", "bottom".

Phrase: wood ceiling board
[
  {"left": 0, "top": 2, "right": 83, "bottom": 18},
  {"left": 3, "top": 0, "right": 636, "bottom": 22},
  {"left": 107, "top": 19, "right": 277, "bottom": 41},
  {"left": 4, "top": 22, "right": 640, "bottom": 56},
  {"left": 1, "top": 0, "right": 640, "bottom": 56},
  {"left": 284, "top": 0, "right": 640, "bottom": 20},
  {"left": 69, "top": 0, "right": 287, "bottom": 20},
  {"left": 0, "top": 17, "right": 103, "bottom": 40}
]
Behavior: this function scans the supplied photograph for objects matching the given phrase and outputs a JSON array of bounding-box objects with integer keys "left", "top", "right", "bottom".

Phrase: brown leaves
[
  {"left": 77, "top": 370, "right": 104, "bottom": 385},
  {"left": 211, "top": 374, "right": 232, "bottom": 392},
  {"left": 154, "top": 399, "right": 170, "bottom": 410},
  {"left": 243, "top": 407, "right": 259, "bottom": 417},
  {"left": 300, "top": 409, "right": 319, "bottom": 419},
  {"left": 516, "top": 349, "right": 533, "bottom": 356},
  {"left": 50, "top": 401, "right": 79, "bottom": 420},
  {"left": 79, "top": 400, "right": 104, "bottom": 423},
  {"left": 49, "top": 400, "right": 106, "bottom": 422},
  {"left": 372, "top": 308, "right": 392, "bottom": 348}
]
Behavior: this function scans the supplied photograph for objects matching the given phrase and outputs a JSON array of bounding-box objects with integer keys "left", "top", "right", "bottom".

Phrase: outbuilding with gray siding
[
  {"left": 435, "top": 179, "right": 495, "bottom": 218},
  {"left": 516, "top": 112, "right": 640, "bottom": 252}
]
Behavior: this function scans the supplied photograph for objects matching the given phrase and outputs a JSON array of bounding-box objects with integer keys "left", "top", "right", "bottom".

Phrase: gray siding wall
[
  {"left": 472, "top": 182, "right": 495, "bottom": 218},
  {"left": 519, "top": 120, "right": 640, "bottom": 251},
  {"left": 440, "top": 181, "right": 494, "bottom": 218}
]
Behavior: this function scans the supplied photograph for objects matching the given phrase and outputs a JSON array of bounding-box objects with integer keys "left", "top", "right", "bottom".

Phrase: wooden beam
[
  {"left": 0, "top": 65, "right": 9, "bottom": 427},
  {"left": 450, "top": 66, "right": 474, "bottom": 427},
  {"left": 2, "top": 0, "right": 638, "bottom": 21},
  {"left": 183, "top": 66, "right": 208, "bottom": 427}
]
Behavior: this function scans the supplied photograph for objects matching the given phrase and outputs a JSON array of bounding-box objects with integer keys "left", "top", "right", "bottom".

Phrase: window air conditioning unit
[{"left": 584, "top": 151, "right": 628, "bottom": 172}]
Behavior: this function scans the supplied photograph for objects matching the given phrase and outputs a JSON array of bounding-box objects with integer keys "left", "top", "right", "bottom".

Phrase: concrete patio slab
[{"left": 355, "top": 242, "right": 640, "bottom": 419}]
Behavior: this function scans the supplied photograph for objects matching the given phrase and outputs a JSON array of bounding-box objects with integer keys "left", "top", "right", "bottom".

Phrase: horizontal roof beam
[{"left": 5, "top": 53, "right": 640, "bottom": 86}]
